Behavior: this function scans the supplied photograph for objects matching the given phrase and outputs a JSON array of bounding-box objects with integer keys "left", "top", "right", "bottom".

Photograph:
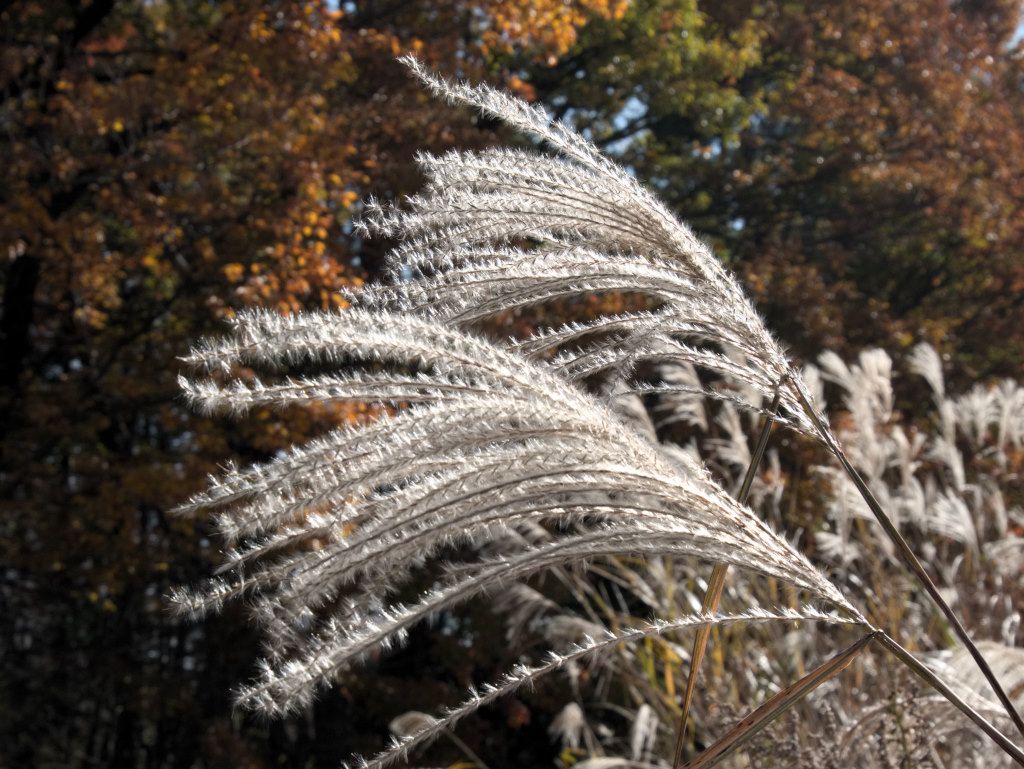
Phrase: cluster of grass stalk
[
  {"left": 542, "top": 344, "right": 1024, "bottom": 766},
  {"left": 173, "top": 58, "right": 1024, "bottom": 767}
]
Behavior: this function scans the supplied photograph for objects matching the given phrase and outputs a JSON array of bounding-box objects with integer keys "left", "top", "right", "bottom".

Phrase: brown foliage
[
  {"left": 3, "top": 0, "right": 1023, "bottom": 766},
  {"left": 0, "top": 2, "right": 618, "bottom": 766}
]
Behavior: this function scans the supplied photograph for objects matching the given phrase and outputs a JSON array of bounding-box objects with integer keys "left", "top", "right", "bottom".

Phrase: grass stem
[
  {"left": 680, "top": 631, "right": 878, "bottom": 769},
  {"left": 671, "top": 389, "right": 783, "bottom": 768},
  {"left": 792, "top": 383, "right": 1024, "bottom": 740}
]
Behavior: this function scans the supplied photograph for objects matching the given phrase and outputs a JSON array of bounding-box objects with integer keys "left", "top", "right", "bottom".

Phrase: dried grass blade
[
  {"left": 671, "top": 564, "right": 728, "bottom": 767},
  {"left": 681, "top": 631, "right": 877, "bottom": 769},
  {"left": 792, "top": 382, "right": 1024, "bottom": 739},
  {"left": 672, "top": 391, "right": 782, "bottom": 768}
]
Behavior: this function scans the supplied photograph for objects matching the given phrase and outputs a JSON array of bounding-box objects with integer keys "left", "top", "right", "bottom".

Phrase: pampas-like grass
[
  {"left": 174, "top": 308, "right": 857, "bottom": 719},
  {"left": 173, "top": 60, "right": 1024, "bottom": 767},
  {"left": 351, "top": 57, "right": 817, "bottom": 431},
  {"left": 348, "top": 57, "right": 1024, "bottom": 748},
  {"left": 811, "top": 344, "right": 1023, "bottom": 575}
]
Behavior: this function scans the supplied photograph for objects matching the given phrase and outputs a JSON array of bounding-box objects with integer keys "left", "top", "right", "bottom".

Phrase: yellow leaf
[{"left": 223, "top": 263, "right": 245, "bottom": 283}]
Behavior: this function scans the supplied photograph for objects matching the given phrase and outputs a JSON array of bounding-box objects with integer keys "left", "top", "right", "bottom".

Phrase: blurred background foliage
[{"left": 1, "top": 1, "right": 1022, "bottom": 767}]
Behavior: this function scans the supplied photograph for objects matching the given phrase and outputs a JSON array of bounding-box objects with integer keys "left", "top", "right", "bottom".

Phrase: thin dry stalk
[
  {"left": 681, "top": 631, "right": 879, "bottom": 769},
  {"left": 792, "top": 382, "right": 1024, "bottom": 740},
  {"left": 671, "top": 390, "right": 782, "bottom": 768}
]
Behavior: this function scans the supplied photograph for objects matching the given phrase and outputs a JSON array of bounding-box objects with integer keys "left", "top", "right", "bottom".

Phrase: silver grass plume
[
  {"left": 171, "top": 60, "right": 1024, "bottom": 766},
  {"left": 174, "top": 309, "right": 858, "bottom": 719},
  {"left": 351, "top": 56, "right": 821, "bottom": 432},
  {"left": 629, "top": 704, "right": 660, "bottom": 763},
  {"left": 811, "top": 345, "right": 1023, "bottom": 573},
  {"left": 549, "top": 702, "right": 589, "bottom": 751},
  {"left": 929, "top": 642, "right": 1024, "bottom": 714}
]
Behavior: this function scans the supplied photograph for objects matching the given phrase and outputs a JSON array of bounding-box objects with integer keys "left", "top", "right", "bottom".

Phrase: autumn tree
[
  {"left": 518, "top": 0, "right": 1024, "bottom": 381},
  {"left": 5, "top": 0, "right": 1023, "bottom": 766},
  {"left": 0, "top": 2, "right": 622, "bottom": 767}
]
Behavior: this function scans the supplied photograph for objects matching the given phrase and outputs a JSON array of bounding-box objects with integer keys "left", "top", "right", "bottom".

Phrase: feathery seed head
[{"left": 176, "top": 308, "right": 856, "bottom": 717}]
